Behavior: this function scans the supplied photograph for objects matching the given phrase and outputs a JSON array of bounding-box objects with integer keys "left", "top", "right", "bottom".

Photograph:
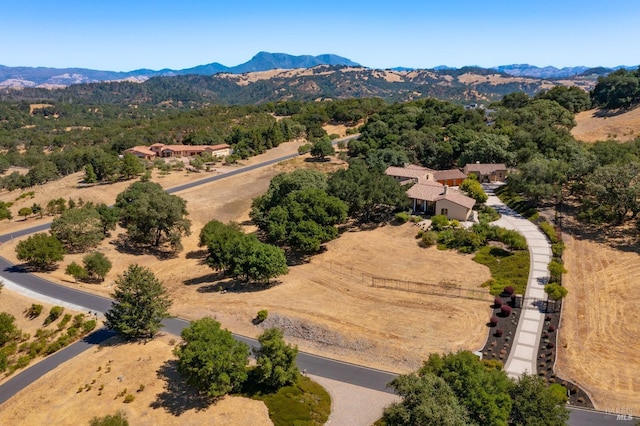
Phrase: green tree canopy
[
  {"left": 65, "top": 261, "right": 88, "bottom": 283},
  {"left": 509, "top": 373, "right": 569, "bottom": 425},
  {"left": 591, "top": 67, "right": 640, "bottom": 110},
  {"left": 383, "top": 372, "right": 470, "bottom": 426},
  {"left": 536, "top": 86, "right": 591, "bottom": 113},
  {"left": 327, "top": 159, "right": 409, "bottom": 222},
  {"left": 250, "top": 169, "right": 328, "bottom": 228},
  {"left": 83, "top": 251, "right": 112, "bottom": 281},
  {"left": 459, "top": 177, "right": 488, "bottom": 204},
  {"left": 104, "top": 264, "right": 172, "bottom": 339},
  {"left": 50, "top": 206, "right": 105, "bottom": 253},
  {"left": 253, "top": 328, "right": 299, "bottom": 389},
  {"left": 174, "top": 317, "right": 249, "bottom": 399},
  {"left": 120, "top": 152, "right": 145, "bottom": 179},
  {"left": 420, "top": 351, "right": 512, "bottom": 426},
  {"left": 310, "top": 137, "right": 335, "bottom": 160},
  {"left": 16, "top": 233, "right": 65, "bottom": 271},
  {"left": 115, "top": 181, "right": 191, "bottom": 251},
  {"left": 263, "top": 188, "right": 348, "bottom": 252},
  {"left": 0, "top": 312, "right": 20, "bottom": 346},
  {"left": 228, "top": 235, "right": 289, "bottom": 283}
]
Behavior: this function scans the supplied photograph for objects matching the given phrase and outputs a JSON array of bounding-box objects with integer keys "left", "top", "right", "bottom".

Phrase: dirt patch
[
  {"left": 555, "top": 235, "right": 640, "bottom": 415},
  {"left": 572, "top": 107, "right": 640, "bottom": 142},
  {"left": 0, "top": 334, "right": 272, "bottom": 426}
]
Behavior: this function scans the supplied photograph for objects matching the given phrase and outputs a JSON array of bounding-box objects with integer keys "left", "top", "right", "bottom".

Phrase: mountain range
[{"left": 0, "top": 51, "right": 636, "bottom": 90}]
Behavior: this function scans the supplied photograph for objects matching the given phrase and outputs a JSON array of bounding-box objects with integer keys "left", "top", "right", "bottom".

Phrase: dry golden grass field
[
  {"left": 0, "top": 332, "right": 271, "bottom": 426},
  {"left": 556, "top": 235, "right": 640, "bottom": 415},
  {"left": 572, "top": 107, "right": 640, "bottom": 142}
]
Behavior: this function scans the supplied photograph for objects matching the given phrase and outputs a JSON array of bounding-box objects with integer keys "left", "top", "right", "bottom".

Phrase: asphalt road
[{"left": 0, "top": 135, "right": 631, "bottom": 424}]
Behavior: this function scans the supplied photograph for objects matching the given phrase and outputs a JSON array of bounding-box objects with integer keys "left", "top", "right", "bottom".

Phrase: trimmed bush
[
  {"left": 500, "top": 305, "right": 512, "bottom": 316},
  {"left": 503, "top": 285, "right": 515, "bottom": 296},
  {"left": 420, "top": 231, "right": 438, "bottom": 247},
  {"left": 495, "top": 329, "right": 503, "bottom": 337},
  {"left": 394, "top": 212, "right": 410, "bottom": 223},
  {"left": 548, "top": 324, "right": 556, "bottom": 332},
  {"left": 43, "top": 306, "right": 64, "bottom": 326},
  {"left": 25, "top": 304, "right": 43, "bottom": 319},
  {"left": 489, "top": 316, "right": 499, "bottom": 326},
  {"left": 547, "top": 342, "right": 555, "bottom": 349},
  {"left": 493, "top": 297, "right": 503, "bottom": 307},
  {"left": 255, "top": 309, "right": 268, "bottom": 323}
]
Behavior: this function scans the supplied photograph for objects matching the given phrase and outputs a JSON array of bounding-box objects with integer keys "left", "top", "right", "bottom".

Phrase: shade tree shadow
[{"left": 150, "top": 360, "right": 211, "bottom": 416}]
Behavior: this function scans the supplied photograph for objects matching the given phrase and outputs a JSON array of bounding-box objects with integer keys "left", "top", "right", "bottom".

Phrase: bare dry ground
[
  {"left": 572, "top": 107, "right": 640, "bottom": 142},
  {"left": 555, "top": 235, "right": 640, "bottom": 415},
  {"left": 0, "top": 333, "right": 272, "bottom": 426}
]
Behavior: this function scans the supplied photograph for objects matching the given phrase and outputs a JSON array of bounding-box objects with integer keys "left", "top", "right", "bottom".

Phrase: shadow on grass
[
  {"left": 196, "top": 279, "right": 281, "bottom": 294},
  {"left": 150, "top": 360, "right": 211, "bottom": 416}
]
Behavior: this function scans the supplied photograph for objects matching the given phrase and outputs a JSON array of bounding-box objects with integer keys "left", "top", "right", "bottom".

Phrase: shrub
[
  {"left": 420, "top": 231, "right": 438, "bottom": 247},
  {"left": 549, "top": 383, "right": 568, "bottom": 403},
  {"left": 256, "top": 309, "right": 268, "bottom": 323},
  {"left": 123, "top": 394, "right": 135, "bottom": 403},
  {"left": 495, "top": 329, "right": 503, "bottom": 337},
  {"left": 394, "top": 211, "right": 410, "bottom": 223},
  {"left": 25, "top": 304, "right": 43, "bottom": 319},
  {"left": 539, "top": 221, "right": 559, "bottom": 244},
  {"left": 503, "top": 285, "right": 515, "bottom": 296},
  {"left": 489, "top": 316, "right": 499, "bottom": 326},
  {"left": 83, "top": 320, "right": 97, "bottom": 333},
  {"left": 43, "top": 306, "right": 64, "bottom": 326},
  {"left": 493, "top": 297, "right": 503, "bottom": 307},
  {"left": 57, "top": 314, "right": 72, "bottom": 330},
  {"left": 548, "top": 324, "right": 556, "bottom": 332},
  {"left": 545, "top": 283, "right": 568, "bottom": 300},
  {"left": 551, "top": 242, "right": 565, "bottom": 258},
  {"left": 548, "top": 261, "right": 567, "bottom": 283},
  {"left": 500, "top": 305, "right": 512, "bottom": 316},
  {"left": 430, "top": 214, "right": 450, "bottom": 231},
  {"left": 547, "top": 342, "right": 555, "bottom": 349}
]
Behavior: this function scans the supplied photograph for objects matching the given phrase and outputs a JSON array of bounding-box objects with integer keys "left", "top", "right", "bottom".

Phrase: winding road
[{"left": 0, "top": 140, "right": 630, "bottom": 424}]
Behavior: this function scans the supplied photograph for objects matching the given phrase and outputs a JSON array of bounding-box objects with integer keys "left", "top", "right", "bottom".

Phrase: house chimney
[{"left": 443, "top": 185, "right": 448, "bottom": 194}]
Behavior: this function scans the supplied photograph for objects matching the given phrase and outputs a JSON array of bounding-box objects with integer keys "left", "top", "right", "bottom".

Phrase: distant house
[
  {"left": 384, "top": 165, "right": 433, "bottom": 184},
  {"left": 124, "top": 146, "right": 156, "bottom": 160},
  {"left": 463, "top": 163, "right": 507, "bottom": 183},
  {"left": 406, "top": 182, "right": 475, "bottom": 221},
  {"left": 386, "top": 164, "right": 476, "bottom": 221},
  {"left": 385, "top": 164, "right": 468, "bottom": 187},
  {"left": 124, "top": 143, "right": 232, "bottom": 160}
]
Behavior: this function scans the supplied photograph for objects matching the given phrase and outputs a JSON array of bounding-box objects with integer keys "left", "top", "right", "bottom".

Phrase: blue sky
[{"left": 2, "top": 0, "right": 639, "bottom": 71}]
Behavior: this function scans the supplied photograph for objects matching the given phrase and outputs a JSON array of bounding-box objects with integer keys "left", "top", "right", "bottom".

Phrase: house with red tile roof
[
  {"left": 124, "top": 143, "right": 232, "bottom": 160},
  {"left": 386, "top": 164, "right": 476, "bottom": 221}
]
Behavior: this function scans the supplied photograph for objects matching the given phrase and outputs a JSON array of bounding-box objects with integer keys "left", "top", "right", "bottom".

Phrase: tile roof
[
  {"left": 433, "top": 169, "right": 467, "bottom": 181},
  {"left": 385, "top": 165, "right": 430, "bottom": 180},
  {"left": 125, "top": 146, "right": 156, "bottom": 157},
  {"left": 436, "top": 192, "right": 476, "bottom": 209},
  {"left": 406, "top": 182, "right": 445, "bottom": 201},
  {"left": 464, "top": 163, "right": 506, "bottom": 175}
]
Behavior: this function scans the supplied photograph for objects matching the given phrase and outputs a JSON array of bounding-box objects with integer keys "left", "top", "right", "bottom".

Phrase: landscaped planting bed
[{"left": 481, "top": 286, "right": 520, "bottom": 363}]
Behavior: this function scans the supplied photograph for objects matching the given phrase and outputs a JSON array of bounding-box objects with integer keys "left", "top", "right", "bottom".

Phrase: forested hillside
[{"left": 0, "top": 65, "right": 597, "bottom": 107}]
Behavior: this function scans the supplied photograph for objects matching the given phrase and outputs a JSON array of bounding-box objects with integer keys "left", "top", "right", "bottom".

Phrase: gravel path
[{"left": 309, "top": 374, "right": 399, "bottom": 426}]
